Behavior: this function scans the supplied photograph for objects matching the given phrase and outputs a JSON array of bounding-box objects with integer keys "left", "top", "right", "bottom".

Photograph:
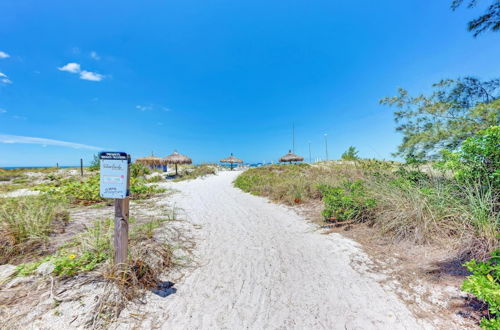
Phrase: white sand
[{"left": 122, "top": 171, "right": 431, "bottom": 329}]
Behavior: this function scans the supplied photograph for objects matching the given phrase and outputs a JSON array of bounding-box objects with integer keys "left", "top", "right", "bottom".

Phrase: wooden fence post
[
  {"left": 113, "top": 158, "right": 130, "bottom": 265},
  {"left": 80, "top": 158, "right": 84, "bottom": 176}
]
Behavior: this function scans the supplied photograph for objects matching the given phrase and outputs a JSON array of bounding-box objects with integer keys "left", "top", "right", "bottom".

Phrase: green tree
[
  {"left": 380, "top": 77, "right": 500, "bottom": 160},
  {"left": 88, "top": 154, "right": 100, "bottom": 171},
  {"left": 452, "top": 0, "right": 500, "bottom": 36},
  {"left": 341, "top": 146, "right": 360, "bottom": 161}
]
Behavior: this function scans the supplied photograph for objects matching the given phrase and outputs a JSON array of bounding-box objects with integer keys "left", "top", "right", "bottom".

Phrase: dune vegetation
[{"left": 236, "top": 76, "right": 500, "bottom": 328}]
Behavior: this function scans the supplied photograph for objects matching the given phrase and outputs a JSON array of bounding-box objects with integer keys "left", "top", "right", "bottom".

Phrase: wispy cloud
[
  {"left": 58, "top": 62, "right": 104, "bottom": 82},
  {"left": 0, "top": 134, "right": 102, "bottom": 150},
  {"left": 0, "top": 108, "right": 7, "bottom": 113},
  {"left": 136, "top": 105, "right": 153, "bottom": 111},
  {"left": 0, "top": 51, "right": 10, "bottom": 59},
  {"left": 0, "top": 72, "right": 12, "bottom": 84},
  {"left": 136, "top": 105, "right": 172, "bottom": 112},
  {"left": 58, "top": 62, "right": 81, "bottom": 73},
  {"left": 90, "top": 51, "right": 100, "bottom": 60},
  {"left": 80, "top": 70, "right": 103, "bottom": 81}
]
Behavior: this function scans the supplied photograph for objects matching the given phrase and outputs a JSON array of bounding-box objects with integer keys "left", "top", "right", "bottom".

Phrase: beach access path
[{"left": 141, "top": 171, "right": 431, "bottom": 329}]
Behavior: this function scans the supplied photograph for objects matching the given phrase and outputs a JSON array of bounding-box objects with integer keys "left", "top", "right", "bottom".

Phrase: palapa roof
[
  {"left": 220, "top": 153, "right": 243, "bottom": 164},
  {"left": 164, "top": 151, "right": 192, "bottom": 165},
  {"left": 279, "top": 150, "right": 304, "bottom": 162},
  {"left": 136, "top": 153, "right": 168, "bottom": 166}
]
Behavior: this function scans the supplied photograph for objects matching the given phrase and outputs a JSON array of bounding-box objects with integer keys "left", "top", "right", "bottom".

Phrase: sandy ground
[{"left": 116, "top": 171, "right": 434, "bottom": 329}]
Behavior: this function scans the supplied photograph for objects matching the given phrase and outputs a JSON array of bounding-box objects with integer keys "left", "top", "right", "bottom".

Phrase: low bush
[
  {"left": 130, "top": 162, "right": 151, "bottom": 178},
  {"left": 318, "top": 180, "right": 376, "bottom": 222},
  {"left": 462, "top": 250, "right": 500, "bottom": 329}
]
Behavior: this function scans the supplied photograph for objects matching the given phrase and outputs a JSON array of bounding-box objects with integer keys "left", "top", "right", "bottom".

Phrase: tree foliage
[
  {"left": 381, "top": 77, "right": 500, "bottom": 160},
  {"left": 452, "top": 0, "right": 500, "bottom": 36},
  {"left": 341, "top": 146, "right": 360, "bottom": 161}
]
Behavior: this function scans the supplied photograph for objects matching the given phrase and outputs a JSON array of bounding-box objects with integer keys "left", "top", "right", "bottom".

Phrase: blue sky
[{"left": 0, "top": 0, "right": 499, "bottom": 166}]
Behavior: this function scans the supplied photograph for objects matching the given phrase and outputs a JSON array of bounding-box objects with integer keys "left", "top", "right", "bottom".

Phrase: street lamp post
[
  {"left": 324, "top": 133, "right": 328, "bottom": 161},
  {"left": 308, "top": 141, "right": 312, "bottom": 163}
]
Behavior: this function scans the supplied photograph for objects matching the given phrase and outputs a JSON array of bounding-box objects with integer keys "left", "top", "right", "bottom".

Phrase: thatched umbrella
[
  {"left": 220, "top": 153, "right": 243, "bottom": 170},
  {"left": 136, "top": 153, "right": 168, "bottom": 167},
  {"left": 279, "top": 150, "right": 304, "bottom": 164},
  {"left": 164, "top": 151, "right": 192, "bottom": 175}
]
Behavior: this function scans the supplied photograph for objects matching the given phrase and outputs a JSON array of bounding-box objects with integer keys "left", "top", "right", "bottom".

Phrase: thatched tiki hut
[
  {"left": 279, "top": 150, "right": 304, "bottom": 164},
  {"left": 164, "top": 151, "right": 192, "bottom": 175},
  {"left": 220, "top": 153, "right": 243, "bottom": 170},
  {"left": 136, "top": 153, "right": 168, "bottom": 169}
]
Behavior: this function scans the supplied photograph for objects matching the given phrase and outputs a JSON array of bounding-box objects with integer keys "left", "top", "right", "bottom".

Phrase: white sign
[{"left": 99, "top": 152, "right": 129, "bottom": 199}]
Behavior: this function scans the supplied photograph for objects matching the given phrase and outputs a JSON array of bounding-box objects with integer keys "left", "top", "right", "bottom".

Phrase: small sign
[{"left": 99, "top": 152, "right": 129, "bottom": 199}]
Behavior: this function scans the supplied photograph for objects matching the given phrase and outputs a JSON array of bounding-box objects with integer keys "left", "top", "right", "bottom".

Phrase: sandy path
[{"left": 137, "top": 171, "right": 431, "bottom": 329}]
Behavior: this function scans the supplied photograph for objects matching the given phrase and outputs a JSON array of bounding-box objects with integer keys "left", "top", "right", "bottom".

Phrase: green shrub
[
  {"left": 35, "top": 174, "right": 165, "bottom": 204},
  {"left": 131, "top": 162, "right": 151, "bottom": 178},
  {"left": 35, "top": 175, "right": 101, "bottom": 204},
  {"left": 462, "top": 250, "right": 500, "bottom": 329},
  {"left": 88, "top": 154, "right": 100, "bottom": 171},
  {"left": 318, "top": 180, "right": 376, "bottom": 222},
  {"left": 439, "top": 126, "right": 499, "bottom": 186},
  {"left": 341, "top": 146, "right": 360, "bottom": 161}
]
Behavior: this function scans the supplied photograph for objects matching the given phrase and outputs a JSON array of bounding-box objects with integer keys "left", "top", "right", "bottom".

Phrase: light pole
[
  {"left": 308, "top": 141, "right": 312, "bottom": 163},
  {"left": 324, "top": 133, "right": 328, "bottom": 161}
]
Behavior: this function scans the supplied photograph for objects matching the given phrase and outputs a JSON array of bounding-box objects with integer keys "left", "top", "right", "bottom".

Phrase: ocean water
[{"left": 1, "top": 166, "right": 85, "bottom": 170}]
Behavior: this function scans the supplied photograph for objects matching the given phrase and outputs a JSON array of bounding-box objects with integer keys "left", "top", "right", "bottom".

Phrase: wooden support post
[
  {"left": 175, "top": 164, "right": 178, "bottom": 176},
  {"left": 80, "top": 158, "right": 84, "bottom": 176},
  {"left": 113, "top": 161, "right": 130, "bottom": 265}
]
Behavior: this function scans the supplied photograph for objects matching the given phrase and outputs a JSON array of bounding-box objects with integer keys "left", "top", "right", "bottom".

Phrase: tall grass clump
[{"left": 0, "top": 195, "right": 69, "bottom": 263}]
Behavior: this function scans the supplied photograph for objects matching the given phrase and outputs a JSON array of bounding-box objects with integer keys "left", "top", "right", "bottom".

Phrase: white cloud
[
  {"left": 0, "top": 51, "right": 10, "bottom": 59},
  {"left": 0, "top": 134, "right": 102, "bottom": 150},
  {"left": 58, "top": 62, "right": 81, "bottom": 73},
  {"left": 90, "top": 51, "right": 100, "bottom": 60},
  {"left": 0, "top": 72, "right": 12, "bottom": 84},
  {"left": 58, "top": 62, "right": 104, "bottom": 82},
  {"left": 162, "top": 107, "right": 171, "bottom": 112},
  {"left": 79, "top": 70, "right": 103, "bottom": 81},
  {"left": 136, "top": 105, "right": 153, "bottom": 111},
  {"left": 0, "top": 108, "right": 6, "bottom": 113}
]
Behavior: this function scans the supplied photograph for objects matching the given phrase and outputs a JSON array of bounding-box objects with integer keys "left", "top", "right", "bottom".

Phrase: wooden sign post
[
  {"left": 99, "top": 152, "right": 131, "bottom": 265},
  {"left": 114, "top": 159, "right": 130, "bottom": 265}
]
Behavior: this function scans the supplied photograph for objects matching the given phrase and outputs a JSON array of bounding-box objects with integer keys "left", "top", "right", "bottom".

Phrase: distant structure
[
  {"left": 220, "top": 153, "right": 243, "bottom": 171},
  {"left": 164, "top": 151, "right": 192, "bottom": 176},
  {"left": 136, "top": 153, "right": 168, "bottom": 170},
  {"left": 279, "top": 150, "right": 304, "bottom": 164}
]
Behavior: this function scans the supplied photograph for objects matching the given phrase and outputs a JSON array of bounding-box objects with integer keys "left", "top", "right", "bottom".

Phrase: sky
[{"left": 0, "top": 0, "right": 499, "bottom": 166}]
